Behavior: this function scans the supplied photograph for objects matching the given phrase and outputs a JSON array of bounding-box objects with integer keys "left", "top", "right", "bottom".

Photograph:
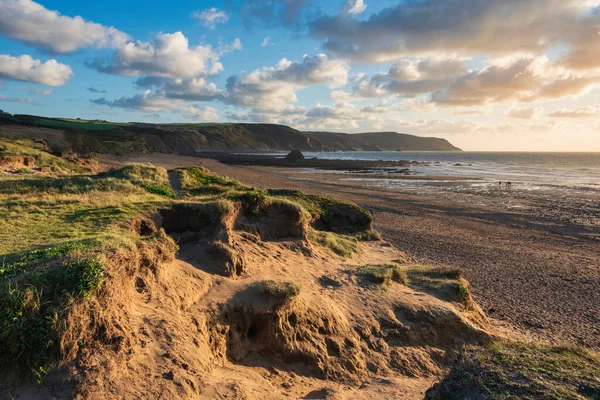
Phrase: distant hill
[
  {"left": 307, "top": 131, "right": 462, "bottom": 152},
  {"left": 0, "top": 113, "right": 460, "bottom": 155}
]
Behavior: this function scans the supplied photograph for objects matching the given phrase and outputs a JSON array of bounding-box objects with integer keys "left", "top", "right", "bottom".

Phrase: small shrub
[
  {"left": 352, "top": 230, "right": 381, "bottom": 241},
  {"left": 256, "top": 280, "right": 300, "bottom": 303},
  {"left": 309, "top": 230, "right": 358, "bottom": 257},
  {"left": 17, "top": 167, "right": 33, "bottom": 174},
  {"left": 406, "top": 265, "right": 470, "bottom": 306},
  {"left": 355, "top": 264, "right": 408, "bottom": 287}
]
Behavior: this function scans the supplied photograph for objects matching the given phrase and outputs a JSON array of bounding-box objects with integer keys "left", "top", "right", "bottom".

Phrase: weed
[
  {"left": 427, "top": 341, "right": 600, "bottom": 400},
  {"left": 405, "top": 266, "right": 470, "bottom": 306},
  {"left": 354, "top": 264, "right": 408, "bottom": 287},
  {"left": 256, "top": 280, "right": 300, "bottom": 304},
  {"left": 309, "top": 230, "right": 359, "bottom": 257}
]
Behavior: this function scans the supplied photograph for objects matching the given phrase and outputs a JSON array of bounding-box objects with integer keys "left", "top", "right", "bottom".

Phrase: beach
[{"left": 101, "top": 153, "right": 600, "bottom": 348}]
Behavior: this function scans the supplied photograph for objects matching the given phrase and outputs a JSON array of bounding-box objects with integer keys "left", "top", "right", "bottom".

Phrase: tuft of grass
[
  {"left": 426, "top": 341, "right": 600, "bottom": 400},
  {"left": 405, "top": 266, "right": 470, "bottom": 306},
  {"left": 228, "top": 188, "right": 267, "bottom": 212},
  {"left": 16, "top": 167, "right": 33, "bottom": 174},
  {"left": 309, "top": 230, "right": 358, "bottom": 257},
  {"left": 178, "top": 166, "right": 242, "bottom": 195},
  {"left": 144, "top": 184, "right": 176, "bottom": 198},
  {"left": 255, "top": 280, "right": 300, "bottom": 304},
  {"left": 354, "top": 264, "right": 408, "bottom": 287},
  {"left": 0, "top": 239, "right": 107, "bottom": 378},
  {"left": 267, "top": 189, "right": 372, "bottom": 233}
]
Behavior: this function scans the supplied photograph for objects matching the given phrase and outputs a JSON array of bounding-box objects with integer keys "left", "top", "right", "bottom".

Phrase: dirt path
[{"left": 168, "top": 169, "right": 184, "bottom": 198}]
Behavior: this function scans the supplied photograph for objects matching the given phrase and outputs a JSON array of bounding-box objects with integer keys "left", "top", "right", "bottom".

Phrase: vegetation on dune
[
  {"left": 0, "top": 161, "right": 179, "bottom": 377},
  {"left": 256, "top": 280, "right": 301, "bottom": 304},
  {"left": 0, "top": 139, "right": 86, "bottom": 174},
  {"left": 309, "top": 230, "right": 359, "bottom": 257},
  {"left": 427, "top": 341, "right": 600, "bottom": 400},
  {"left": 405, "top": 265, "right": 471, "bottom": 306},
  {"left": 354, "top": 263, "right": 408, "bottom": 287},
  {"left": 0, "top": 142, "right": 374, "bottom": 379}
]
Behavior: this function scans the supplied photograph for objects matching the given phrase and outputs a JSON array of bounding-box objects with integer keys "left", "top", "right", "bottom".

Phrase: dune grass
[
  {"left": 256, "top": 280, "right": 301, "bottom": 304},
  {"left": 0, "top": 139, "right": 86, "bottom": 174},
  {"left": 354, "top": 263, "right": 408, "bottom": 287},
  {"left": 427, "top": 341, "right": 600, "bottom": 400},
  {"left": 405, "top": 265, "right": 471, "bottom": 306}
]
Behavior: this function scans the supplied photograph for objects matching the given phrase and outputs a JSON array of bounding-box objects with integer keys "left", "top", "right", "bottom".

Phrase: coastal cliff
[{"left": 0, "top": 114, "right": 460, "bottom": 155}]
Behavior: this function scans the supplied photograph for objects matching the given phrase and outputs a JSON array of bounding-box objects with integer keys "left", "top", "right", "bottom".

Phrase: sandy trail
[{"left": 99, "top": 154, "right": 600, "bottom": 348}]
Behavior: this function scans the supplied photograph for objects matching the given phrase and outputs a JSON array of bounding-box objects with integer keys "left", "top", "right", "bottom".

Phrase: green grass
[
  {"left": 266, "top": 189, "right": 372, "bottom": 232},
  {"left": 309, "top": 230, "right": 359, "bottom": 257},
  {"left": 31, "top": 118, "right": 130, "bottom": 131},
  {"left": 0, "top": 162, "right": 176, "bottom": 377},
  {"left": 405, "top": 266, "right": 470, "bottom": 306},
  {"left": 427, "top": 341, "right": 600, "bottom": 400},
  {"left": 144, "top": 184, "right": 176, "bottom": 198},
  {"left": 0, "top": 139, "right": 86, "bottom": 174},
  {"left": 354, "top": 264, "right": 408, "bottom": 287},
  {"left": 179, "top": 166, "right": 242, "bottom": 195},
  {"left": 0, "top": 238, "right": 110, "bottom": 379},
  {"left": 256, "top": 280, "right": 301, "bottom": 304}
]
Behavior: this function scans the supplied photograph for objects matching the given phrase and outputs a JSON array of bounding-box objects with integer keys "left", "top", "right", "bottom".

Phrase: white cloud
[
  {"left": 180, "top": 106, "right": 219, "bottom": 121},
  {"left": 342, "top": 0, "right": 367, "bottom": 15},
  {"left": 548, "top": 106, "right": 600, "bottom": 118},
  {"left": 0, "top": 54, "right": 73, "bottom": 86},
  {"left": 261, "top": 36, "right": 271, "bottom": 47},
  {"left": 311, "top": 0, "right": 600, "bottom": 67},
  {"left": 192, "top": 7, "right": 229, "bottom": 29},
  {"left": 225, "top": 53, "right": 349, "bottom": 111},
  {"left": 0, "top": 0, "right": 129, "bottom": 53},
  {"left": 88, "top": 32, "right": 223, "bottom": 79},
  {"left": 134, "top": 76, "right": 225, "bottom": 101},
  {"left": 0, "top": 94, "right": 36, "bottom": 104},
  {"left": 431, "top": 57, "right": 599, "bottom": 107},
  {"left": 507, "top": 107, "right": 543, "bottom": 119},
  {"left": 90, "top": 90, "right": 219, "bottom": 122}
]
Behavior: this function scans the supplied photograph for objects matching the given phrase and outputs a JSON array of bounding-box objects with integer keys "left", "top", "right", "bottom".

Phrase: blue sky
[{"left": 1, "top": 0, "right": 600, "bottom": 150}]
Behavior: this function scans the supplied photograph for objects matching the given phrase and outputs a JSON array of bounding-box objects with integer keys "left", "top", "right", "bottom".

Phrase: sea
[{"left": 299, "top": 151, "right": 600, "bottom": 194}]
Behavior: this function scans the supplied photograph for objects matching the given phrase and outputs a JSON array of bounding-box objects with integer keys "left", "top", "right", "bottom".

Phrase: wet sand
[{"left": 100, "top": 153, "right": 600, "bottom": 348}]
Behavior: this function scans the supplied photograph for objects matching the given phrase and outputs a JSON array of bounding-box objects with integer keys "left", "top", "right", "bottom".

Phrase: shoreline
[{"left": 99, "top": 153, "right": 600, "bottom": 348}]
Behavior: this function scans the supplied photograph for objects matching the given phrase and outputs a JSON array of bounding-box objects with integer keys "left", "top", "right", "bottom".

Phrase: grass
[
  {"left": 0, "top": 161, "right": 178, "bottom": 377},
  {"left": 354, "top": 264, "right": 408, "bottom": 287},
  {"left": 256, "top": 280, "right": 301, "bottom": 304},
  {"left": 31, "top": 118, "right": 130, "bottom": 131},
  {"left": 0, "top": 238, "right": 111, "bottom": 380},
  {"left": 309, "top": 230, "right": 359, "bottom": 257},
  {"left": 405, "top": 266, "right": 471, "bottom": 306},
  {"left": 0, "top": 139, "right": 86, "bottom": 174},
  {"left": 266, "top": 189, "right": 372, "bottom": 232},
  {"left": 427, "top": 341, "right": 600, "bottom": 400},
  {"left": 178, "top": 166, "right": 242, "bottom": 195}
]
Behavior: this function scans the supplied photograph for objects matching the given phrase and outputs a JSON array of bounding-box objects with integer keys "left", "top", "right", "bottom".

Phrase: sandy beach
[{"left": 101, "top": 153, "right": 600, "bottom": 348}]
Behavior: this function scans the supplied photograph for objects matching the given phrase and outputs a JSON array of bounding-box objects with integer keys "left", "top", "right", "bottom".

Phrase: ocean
[{"left": 300, "top": 151, "right": 600, "bottom": 193}]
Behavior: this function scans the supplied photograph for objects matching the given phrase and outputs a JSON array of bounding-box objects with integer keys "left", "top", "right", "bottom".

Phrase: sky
[{"left": 1, "top": 0, "right": 600, "bottom": 151}]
